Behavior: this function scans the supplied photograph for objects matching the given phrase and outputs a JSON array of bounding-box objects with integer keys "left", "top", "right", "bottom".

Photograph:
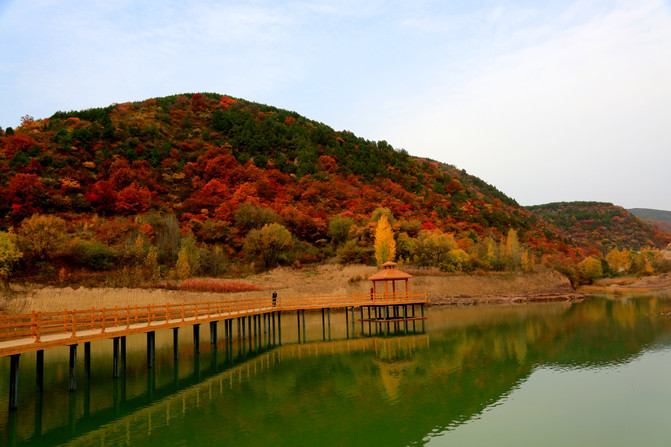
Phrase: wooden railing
[{"left": 0, "top": 291, "right": 426, "bottom": 355}]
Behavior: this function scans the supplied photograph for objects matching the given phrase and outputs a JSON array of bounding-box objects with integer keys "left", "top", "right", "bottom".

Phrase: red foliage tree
[
  {"left": 116, "top": 182, "right": 152, "bottom": 215},
  {"left": 1, "top": 134, "right": 36, "bottom": 157},
  {"left": 85, "top": 180, "right": 118, "bottom": 215},
  {"left": 280, "top": 205, "right": 327, "bottom": 242},
  {"left": 202, "top": 154, "right": 239, "bottom": 181},
  {"left": 182, "top": 179, "right": 231, "bottom": 214},
  {"left": 4, "top": 173, "right": 46, "bottom": 217}
]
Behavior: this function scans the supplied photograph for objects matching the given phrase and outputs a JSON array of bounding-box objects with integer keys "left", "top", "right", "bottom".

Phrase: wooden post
[
  {"left": 113, "top": 337, "right": 120, "bottom": 378},
  {"left": 120, "top": 336, "right": 127, "bottom": 370},
  {"left": 84, "top": 341, "right": 91, "bottom": 379},
  {"left": 172, "top": 327, "right": 178, "bottom": 360},
  {"left": 297, "top": 310, "right": 301, "bottom": 343},
  {"left": 272, "top": 312, "right": 276, "bottom": 345},
  {"left": 9, "top": 354, "right": 20, "bottom": 410},
  {"left": 278, "top": 312, "right": 282, "bottom": 345},
  {"left": 193, "top": 324, "right": 201, "bottom": 354},
  {"left": 322, "top": 309, "right": 325, "bottom": 340},
  {"left": 302, "top": 309, "right": 306, "bottom": 341},
  {"left": 36, "top": 350, "right": 44, "bottom": 393},
  {"left": 147, "top": 331, "right": 155, "bottom": 369},
  {"left": 69, "top": 344, "right": 77, "bottom": 391},
  {"left": 210, "top": 321, "right": 217, "bottom": 346}
]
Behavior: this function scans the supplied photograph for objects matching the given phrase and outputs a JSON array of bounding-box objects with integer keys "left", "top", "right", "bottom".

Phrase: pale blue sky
[{"left": 1, "top": 0, "right": 670, "bottom": 210}]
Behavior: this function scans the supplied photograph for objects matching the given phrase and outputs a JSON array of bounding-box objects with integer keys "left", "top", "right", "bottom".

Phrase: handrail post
[
  {"left": 101, "top": 308, "right": 106, "bottom": 333},
  {"left": 126, "top": 306, "right": 130, "bottom": 329},
  {"left": 113, "top": 306, "right": 118, "bottom": 327},
  {"left": 36, "top": 312, "right": 41, "bottom": 343},
  {"left": 71, "top": 311, "right": 76, "bottom": 338},
  {"left": 31, "top": 311, "right": 40, "bottom": 342},
  {"left": 166, "top": 303, "right": 170, "bottom": 324}
]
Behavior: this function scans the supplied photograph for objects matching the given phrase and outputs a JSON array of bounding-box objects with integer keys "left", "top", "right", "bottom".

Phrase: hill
[
  {"left": 527, "top": 202, "right": 671, "bottom": 255},
  {"left": 629, "top": 208, "right": 671, "bottom": 224},
  {"left": 629, "top": 208, "right": 671, "bottom": 235},
  {"left": 0, "top": 93, "right": 582, "bottom": 283}
]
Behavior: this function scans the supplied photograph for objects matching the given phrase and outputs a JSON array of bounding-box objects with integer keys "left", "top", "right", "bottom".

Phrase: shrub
[
  {"left": 338, "top": 239, "right": 370, "bottom": 264},
  {"left": 175, "top": 235, "right": 201, "bottom": 279},
  {"left": 179, "top": 280, "right": 261, "bottom": 293},
  {"left": 200, "top": 245, "right": 229, "bottom": 277},
  {"left": 243, "top": 223, "right": 292, "bottom": 268},
  {"left": 72, "top": 240, "right": 115, "bottom": 270},
  {"left": 19, "top": 214, "right": 68, "bottom": 256},
  {"left": 235, "top": 203, "right": 280, "bottom": 234},
  {"left": 328, "top": 215, "right": 354, "bottom": 246},
  {"left": 411, "top": 230, "right": 458, "bottom": 268}
]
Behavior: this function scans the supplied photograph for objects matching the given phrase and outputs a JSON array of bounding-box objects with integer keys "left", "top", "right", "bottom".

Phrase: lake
[{"left": 2, "top": 295, "right": 671, "bottom": 446}]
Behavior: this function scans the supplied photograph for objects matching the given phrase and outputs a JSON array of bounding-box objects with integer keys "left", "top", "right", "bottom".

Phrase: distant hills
[
  {"left": 527, "top": 202, "right": 671, "bottom": 254},
  {"left": 629, "top": 208, "right": 671, "bottom": 236},
  {"left": 629, "top": 208, "right": 671, "bottom": 223}
]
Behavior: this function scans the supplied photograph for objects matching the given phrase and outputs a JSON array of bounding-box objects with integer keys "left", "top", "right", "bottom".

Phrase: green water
[{"left": 2, "top": 296, "right": 671, "bottom": 446}]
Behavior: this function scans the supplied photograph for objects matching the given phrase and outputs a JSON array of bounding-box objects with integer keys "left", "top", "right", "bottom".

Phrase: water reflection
[{"left": 1, "top": 296, "right": 671, "bottom": 447}]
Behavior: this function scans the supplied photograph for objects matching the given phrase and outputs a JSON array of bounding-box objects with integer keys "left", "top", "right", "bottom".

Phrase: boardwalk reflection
[{"left": 2, "top": 316, "right": 425, "bottom": 447}]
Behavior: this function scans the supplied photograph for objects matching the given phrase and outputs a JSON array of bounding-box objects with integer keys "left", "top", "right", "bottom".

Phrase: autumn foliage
[{"left": 0, "top": 92, "right": 665, "bottom": 286}]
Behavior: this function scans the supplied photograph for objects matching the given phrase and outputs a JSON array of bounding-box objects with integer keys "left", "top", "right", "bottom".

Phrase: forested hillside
[
  {"left": 629, "top": 208, "right": 671, "bottom": 235},
  {"left": 527, "top": 202, "right": 670, "bottom": 254},
  {"left": 0, "top": 93, "right": 583, "bottom": 285}
]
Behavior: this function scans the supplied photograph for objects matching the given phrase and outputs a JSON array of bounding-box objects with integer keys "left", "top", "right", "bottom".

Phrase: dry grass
[
  {"left": 1, "top": 264, "right": 579, "bottom": 314},
  {"left": 178, "top": 280, "right": 262, "bottom": 293}
]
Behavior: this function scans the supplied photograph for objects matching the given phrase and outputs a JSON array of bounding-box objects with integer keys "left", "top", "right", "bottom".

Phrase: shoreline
[
  {"left": 577, "top": 273, "right": 671, "bottom": 296},
  {"left": 1, "top": 266, "right": 586, "bottom": 314},
  {"left": 429, "top": 291, "right": 585, "bottom": 306}
]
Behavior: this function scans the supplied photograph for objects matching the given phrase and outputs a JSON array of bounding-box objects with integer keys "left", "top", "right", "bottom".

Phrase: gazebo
[{"left": 368, "top": 261, "right": 413, "bottom": 298}]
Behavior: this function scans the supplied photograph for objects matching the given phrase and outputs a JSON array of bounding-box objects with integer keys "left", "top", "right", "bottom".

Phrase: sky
[{"left": 1, "top": 0, "right": 670, "bottom": 210}]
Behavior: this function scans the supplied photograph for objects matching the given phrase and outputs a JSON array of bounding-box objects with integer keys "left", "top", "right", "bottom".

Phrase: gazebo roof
[{"left": 368, "top": 264, "right": 413, "bottom": 281}]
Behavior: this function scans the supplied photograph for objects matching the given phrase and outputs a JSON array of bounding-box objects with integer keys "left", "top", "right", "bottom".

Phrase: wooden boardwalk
[{"left": 0, "top": 291, "right": 427, "bottom": 357}]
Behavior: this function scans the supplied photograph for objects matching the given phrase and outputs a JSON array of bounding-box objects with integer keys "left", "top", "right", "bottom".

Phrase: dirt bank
[
  {"left": 1, "top": 265, "right": 582, "bottom": 314},
  {"left": 579, "top": 273, "right": 671, "bottom": 295},
  {"left": 415, "top": 270, "right": 583, "bottom": 305}
]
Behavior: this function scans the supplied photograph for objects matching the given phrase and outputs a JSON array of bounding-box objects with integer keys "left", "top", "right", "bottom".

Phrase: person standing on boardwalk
[{"left": 272, "top": 291, "right": 277, "bottom": 307}]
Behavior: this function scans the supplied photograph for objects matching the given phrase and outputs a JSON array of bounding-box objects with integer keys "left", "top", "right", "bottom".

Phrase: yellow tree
[
  {"left": 521, "top": 250, "right": 532, "bottom": 272},
  {"left": 578, "top": 256, "right": 603, "bottom": 283},
  {"left": 506, "top": 229, "right": 521, "bottom": 269},
  {"left": 606, "top": 248, "right": 624, "bottom": 273},
  {"left": 0, "top": 231, "right": 22, "bottom": 289},
  {"left": 374, "top": 215, "right": 396, "bottom": 265}
]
